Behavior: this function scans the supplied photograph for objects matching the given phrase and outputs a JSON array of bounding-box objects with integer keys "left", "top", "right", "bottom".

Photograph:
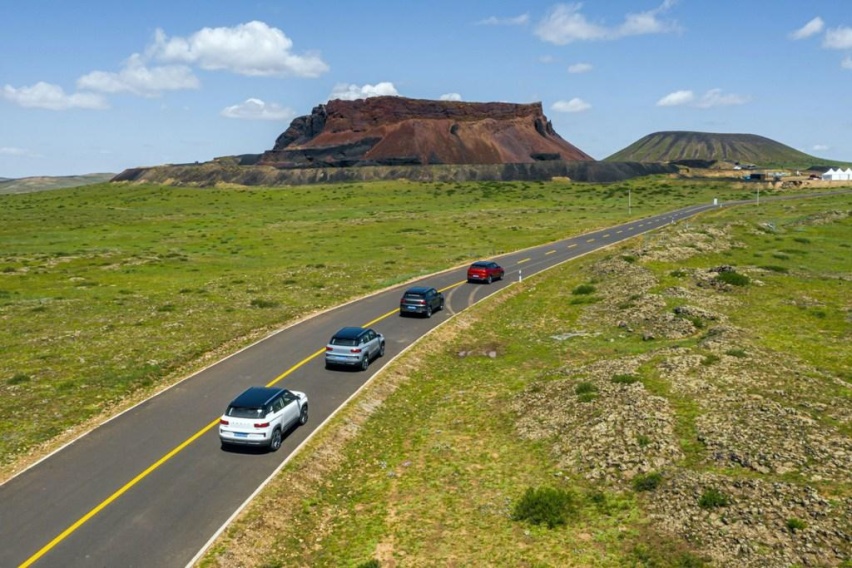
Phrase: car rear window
[
  {"left": 227, "top": 406, "right": 265, "bottom": 418},
  {"left": 403, "top": 292, "right": 424, "bottom": 299},
  {"left": 330, "top": 337, "right": 358, "bottom": 346}
]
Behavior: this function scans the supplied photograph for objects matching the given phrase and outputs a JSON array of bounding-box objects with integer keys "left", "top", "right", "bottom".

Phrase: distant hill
[
  {"left": 0, "top": 173, "right": 114, "bottom": 195},
  {"left": 604, "top": 131, "right": 849, "bottom": 169}
]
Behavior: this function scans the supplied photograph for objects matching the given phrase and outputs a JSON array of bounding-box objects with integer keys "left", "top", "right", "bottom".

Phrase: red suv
[{"left": 467, "top": 261, "right": 504, "bottom": 284}]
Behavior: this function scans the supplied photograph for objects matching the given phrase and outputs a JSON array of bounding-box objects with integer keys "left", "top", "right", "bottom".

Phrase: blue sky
[{"left": 2, "top": 1, "right": 850, "bottom": 178}]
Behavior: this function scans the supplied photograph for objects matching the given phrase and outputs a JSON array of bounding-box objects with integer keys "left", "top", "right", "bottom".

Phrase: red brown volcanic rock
[{"left": 258, "top": 96, "right": 594, "bottom": 168}]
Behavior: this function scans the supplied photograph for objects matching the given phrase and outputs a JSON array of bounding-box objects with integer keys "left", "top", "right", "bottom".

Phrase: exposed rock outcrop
[{"left": 258, "top": 96, "right": 594, "bottom": 168}]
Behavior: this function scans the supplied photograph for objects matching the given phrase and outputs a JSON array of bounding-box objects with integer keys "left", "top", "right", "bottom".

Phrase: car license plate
[
  {"left": 234, "top": 432, "right": 248, "bottom": 438},
  {"left": 407, "top": 306, "right": 416, "bottom": 310}
]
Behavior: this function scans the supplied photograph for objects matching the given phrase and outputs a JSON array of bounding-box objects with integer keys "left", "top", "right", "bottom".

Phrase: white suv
[{"left": 219, "top": 386, "right": 308, "bottom": 451}]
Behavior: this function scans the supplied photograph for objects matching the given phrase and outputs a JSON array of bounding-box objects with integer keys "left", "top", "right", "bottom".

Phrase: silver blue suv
[{"left": 325, "top": 326, "right": 385, "bottom": 371}]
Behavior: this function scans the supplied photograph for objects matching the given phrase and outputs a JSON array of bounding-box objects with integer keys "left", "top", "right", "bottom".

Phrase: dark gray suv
[{"left": 399, "top": 286, "right": 445, "bottom": 318}]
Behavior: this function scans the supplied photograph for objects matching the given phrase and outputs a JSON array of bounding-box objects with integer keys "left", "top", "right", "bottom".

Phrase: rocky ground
[{"left": 512, "top": 221, "right": 851, "bottom": 567}]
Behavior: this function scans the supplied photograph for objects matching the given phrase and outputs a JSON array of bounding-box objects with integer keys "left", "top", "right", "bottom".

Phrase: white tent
[{"left": 822, "top": 168, "right": 852, "bottom": 181}]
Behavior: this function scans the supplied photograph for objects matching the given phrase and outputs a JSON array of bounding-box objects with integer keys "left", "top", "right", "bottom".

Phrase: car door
[
  {"left": 278, "top": 391, "right": 300, "bottom": 429},
  {"left": 424, "top": 288, "right": 434, "bottom": 309},
  {"left": 363, "top": 330, "right": 378, "bottom": 359}
]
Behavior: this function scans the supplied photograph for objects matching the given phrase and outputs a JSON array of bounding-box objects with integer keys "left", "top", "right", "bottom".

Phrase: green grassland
[
  {"left": 200, "top": 193, "right": 850, "bottom": 567},
  {"left": 0, "top": 177, "right": 758, "bottom": 469}
]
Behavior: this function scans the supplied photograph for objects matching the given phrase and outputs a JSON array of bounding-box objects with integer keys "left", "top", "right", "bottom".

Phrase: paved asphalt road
[{"left": 1, "top": 202, "right": 723, "bottom": 567}]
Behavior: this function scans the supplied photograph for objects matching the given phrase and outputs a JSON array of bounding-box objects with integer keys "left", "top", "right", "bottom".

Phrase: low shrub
[
  {"left": 698, "top": 488, "right": 730, "bottom": 509},
  {"left": 725, "top": 349, "right": 747, "bottom": 358},
  {"left": 632, "top": 472, "right": 663, "bottom": 492},
  {"left": 786, "top": 518, "right": 807, "bottom": 533},
  {"left": 572, "top": 283, "right": 596, "bottom": 295},
  {"left": 716, "top": 271, "right": 750, "bottom": 286},
  {"left": 512, "top": 486, "right": 578, "bottom": 528},
  {"left": 8, "top": 373, "right": 31, "bottom": 385},
  {"left": 759, "top": 265, "right": 789, "bottom": 273},
  {"left": 250, "top": 298, "right": 280, "bottom": 309},
  {"left": 612, "top": 374, "right": 639, "bottom": 385},
  {"left": 574, "top": 381, "right": 598, "bottom": 402},
  {"left": 701, "top": 354, "right": 721, "bottom": 366}
]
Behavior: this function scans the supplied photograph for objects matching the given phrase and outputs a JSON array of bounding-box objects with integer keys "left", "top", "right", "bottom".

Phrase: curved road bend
[{"left": 0, "top": 201, "right": 734, "bottom": 567}]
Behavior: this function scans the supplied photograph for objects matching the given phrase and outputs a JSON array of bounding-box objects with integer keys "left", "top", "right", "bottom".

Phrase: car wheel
[
  {"left": 299, "top": 404, "right": 309, "bottom": 426},
  {"left": 269, "top": 428, "right": 283, "bottom": 452},
  {"left": 439, "top": 299, "right": 445, "bottom": 311},
  {"left": 399, "top": 310, "right": 406, "bottom": 317},
  {"left": 425, "top": 306, "right": 432, "bottom": 318},
  {"left": 220, "top": 441, "right": 232, "bottom": 451},
  {"left": 379, "top": 341, "right": 385, "bottom": 357},
  {"left": 360, "top": 356, "right": 369, "bottom": 371},
  {"left": 486, "top": 275, "right": 493, "bottom": 284}
]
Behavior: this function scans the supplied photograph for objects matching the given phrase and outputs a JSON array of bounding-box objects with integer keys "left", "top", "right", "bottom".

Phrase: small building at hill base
[{"left": 821, "top": 168, "right": 852, "bottom": 181}]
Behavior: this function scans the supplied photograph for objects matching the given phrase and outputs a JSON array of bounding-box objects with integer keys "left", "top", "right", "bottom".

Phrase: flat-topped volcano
[{"left": 257, "top": 96, "right": 594, "bottom": 168}]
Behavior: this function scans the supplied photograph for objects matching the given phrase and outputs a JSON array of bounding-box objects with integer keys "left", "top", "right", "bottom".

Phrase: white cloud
[
  {"left": 440, "top": 93, "right": 463, "bottom": 101},
  {"left": 843, "top": 55, "right": 852, "bottom": 69},
  {"left": 656, "top": 88, "right": 748, "bottom": 108},
  {"left": 695, "top": 88, "right": 749, "bottom": 108},
  {"left": 813, "top": 144, "right": 830, "bottom": 152},
  {"left": 0, "top": 147, "right": 29, "bottom": 156},
  {"left": 77, "top": 54, "right": 199, "bottom": 96},
  {"left": 221, "top": 98, "right": 296, "bottom": 121},
  {"left": 2, "top": 82, "right": 108, "bottom": 110},
  {"left": 568, "top": 62, "right": 593, "bottom": 73},
  {"left": 551, "top": 98, "right": 591, "bottom": 113},
  {"left": 476, "top": 14, "right": 529, "bottom": 26},
  {"left": 656, "top": 89, "right": 694, "bottom": 106},
  {"left": 823, "top": 26, "right": 852, "bottom": 49},
  {"left": 789, "top": 17, "right": 824, "bottom": 40},
  {"left": 539, "top": 55, "right": 556, "bottom": 64},
  {"left": 149, "top": 21, "right": 329, "bottom": 77},
  {"left": 535, "top": 0, "right": 679, "bottom": 45},
  {"left": 329, "top": 82, "right": 399, "bottom": 101}
]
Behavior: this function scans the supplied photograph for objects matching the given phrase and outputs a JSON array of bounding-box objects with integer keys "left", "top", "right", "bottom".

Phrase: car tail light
[
  {"left": 350, "top": 348, "right": 362, "bottom": 353},
  {"left": 326, "top": 346, "right": 333, "bottom": 351},
  {"left": 219, "top": 419, "right": 229, "bottom": 425},
  {"left": 255, "top": 422, "right": 269, "bottom": 428}
]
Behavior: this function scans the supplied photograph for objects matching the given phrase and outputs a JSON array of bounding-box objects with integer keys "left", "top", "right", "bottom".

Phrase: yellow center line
[
  {"left": 20, "top": 418, "right": 220, "bottom": 568},
  {"left": 517, "top": 258, "right": 530, "bottom": 264},
  {"left": 545, "top": 250, "right": 556, "bottom": 255},
  {"left": 267, "top": 349, "right": 325, "bottom": 387}
]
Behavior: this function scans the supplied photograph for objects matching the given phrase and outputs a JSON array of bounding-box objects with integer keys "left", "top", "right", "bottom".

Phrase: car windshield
[
  {"left": 227, "top": 406, "right": 265, "bottom": 418},
  {"left": 330, "top": 337, "right": 358, "bottom": 346}
]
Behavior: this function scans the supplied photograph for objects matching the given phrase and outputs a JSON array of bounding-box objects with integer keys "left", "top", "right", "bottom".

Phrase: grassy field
[
  {"left": 0, "top": 176, "right": 765, "bottom": 470},
  {"left": 199, "top": 193, "right": 851, "bottom": 567}
]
